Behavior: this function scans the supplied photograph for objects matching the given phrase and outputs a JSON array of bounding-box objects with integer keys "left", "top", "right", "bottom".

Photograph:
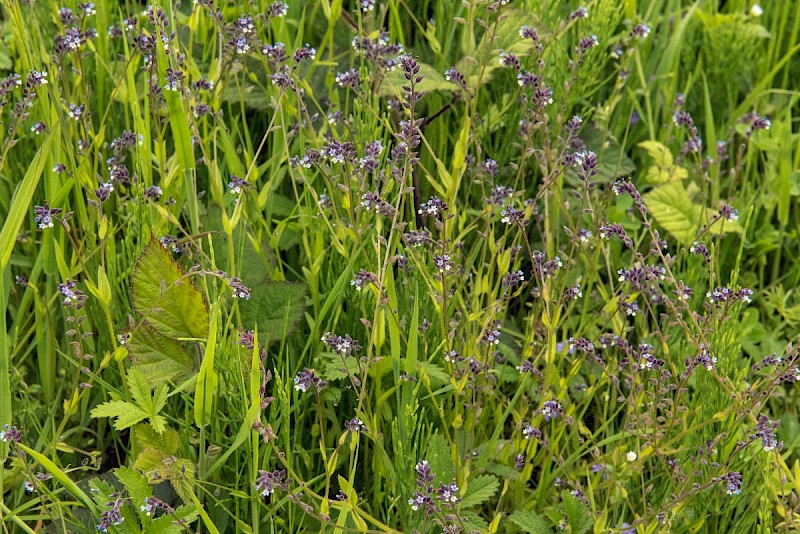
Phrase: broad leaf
[
  {"left": 460, "top": 474, "right": 500, "bottom": 508},
  {"left": 561, "top": 491, "right": 592, "bottom": 534},
  {"left": 509, "top": 509, "right": 552, "bottom": 533},
  {"left": 129, "top": 367, "right": 154, "bottom": 413},
  {"left": 238, "top": 281, "right": 306, "bottom": 342},
  {"left": 114, "top": 466, "right": 151, "bottom": 507},
  {"left": 638, "top": 141, "right": 688, "bottom": 183},
  {"left": 127, "top": 323, "right": 195, "bottom": 386},
  {"left": 132, "top": 424, "right": 181, "bottom": 457},
  {"left": 91, "top": 400, "right": 149, "bottom": 430},
  {"left": 426, "top": 433, "right": 455, "bottom": 485},
  {"left": 131, "top": 238, "right": 209, "bottom": 339},
  {"left": 642, "top": 181, "right": 703, "bottom": 245}
]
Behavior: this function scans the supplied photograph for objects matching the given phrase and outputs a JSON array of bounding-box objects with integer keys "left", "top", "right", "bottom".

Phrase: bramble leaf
[{"left": 132, "top": 238, "right": 209, "bottom": 339}]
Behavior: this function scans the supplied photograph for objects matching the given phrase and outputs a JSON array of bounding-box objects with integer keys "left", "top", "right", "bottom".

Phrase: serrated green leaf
[
  {"left": 238, "top": 282, "right": 306, "bottom": 342},
  {"left": 132, "top": 424, "right": 181, "bottom": 456},
  {"left": 638, "top": 141, "right": 674, "bottom": 168},
  {"left": 153, "top": 384, "right": 168, "bottom": 414},
  {"left": 561, "top": 491, "right": 592, "bottom": 534},
  {"left": 91, "top": 400, "right": 149, "bottom": 430},
  {"left": 426, "top": 433, "right": 454, "bottom": 484},
  {"left": 459, "top": 509, "right": 489, "bottom": 531},
  {"left": 419, "top": 363, "right": 449, "bottom": 385},
  {"left": 129, "top": 367, "right": 154, "bottom": 413},
  {"left": 114, "top": 466, "right": 152, "bottom": 507},
  {"left": 132, "top": 238, "right": 209, "bottom": 339},
  {"left": 642, "top": 182, "right": 703, "bottom": 245},
  {"left": 639, "top": 141, "right": 688, "bottom": 183},
  {"left": 509, "top": 509, "right": 552, "bottom": 533},
  {"left": 127, "top": 322, "right": 195, "bottom": 386},
  {"left": 460, "top": 474, "right": 500, "bottom": 508}
]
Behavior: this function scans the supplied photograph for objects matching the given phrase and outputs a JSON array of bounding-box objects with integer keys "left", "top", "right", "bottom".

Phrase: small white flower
[
  {"left": 750, "top": 4, "right": 763, "bottom": 16},
  {"left": 626, "top": 451, "right": 637, "bottom": 462}
]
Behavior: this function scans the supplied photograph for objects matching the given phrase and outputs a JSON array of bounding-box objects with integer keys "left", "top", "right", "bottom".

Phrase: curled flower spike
[
  {"left": 33, "top": 202, "right": 62, "bottom": 229},
  {"left": 255, "top": 469, "right": 287, "bottom": 496},
  {"left": 293, "top": 368, "right": 327, "bottom": 393}
]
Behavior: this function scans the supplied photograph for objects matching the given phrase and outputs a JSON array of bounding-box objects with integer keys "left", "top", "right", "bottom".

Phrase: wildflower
[
  {"left": 97, "top": 495, "right": 125, "bottom": 532},
  {"left": 499, "top": 51, "right": 521, "bottom": 71},
  {"left": 228, "top": 277, "right": 251, "bottom": 299},
  {"left": 522, "top": 424, "right": 541, "bottom": 440},
  {"left": 443, "top": 67, "right": 466, "bottom": 89},
  {"left": 408, "top": 491, "right": 433, "bottom": 511},
  {"left": 30, "top": 121, "right": 46, "bottom": 134},
  {"left": 58, "top": 279, "right": 87, "bottom": 307},
  {"left": 621, "top": 301, "right": 639, "bottom": 317},
  {"left": 626, "top": 451, "right": 637, "bottom": 462},
  {"left": 293, "top": 368, "right": 327, "bottom": 393},
  {"left": 358, "top": 0, "right": 376, "bottom": 12},
  {"left": 95, "top": 182, "right": 114, "bottom": 203},
  {"left": 750, "top": 4, "right": 763, "bottom": 17},
  {"left": 321, "top": 332, "right": 362, "bottom": 355},
  {"left": 293, "top": 44, "right": 316, "bottom": 62},
  {"left": 718, "top": 202, "right": 738, "bottom": 222},
  {"left": 674, "top": 281, "right": 693, "bottom": 301},
  {"left": 267, "top": 1, "right": 289, "bottom": 18},
  {"left": 140, "top": 496, "right": 174, "bottom": 516},
  {"left": 163, "top": 68, "right": 184, "bottom": 92},
  {"left": 0, "top": 424, "right": 22, "bottom": 443},
  {"left": 351, "top": 269, "right": 376, "bottom": 291},
  {"left": 415, "top": 460, "right": 435, "bottom": 487},
  {"left": 433, "top": 254, "right": 453, "bottom": 273},
  {"left": 53, "top": 163, "right": 67, "bottom": 174},
  {"left": 144, "top": 185, "right": 162, "bottom": 201},
  {"left": 578, "top": 35, "right": 599, "bottom": 52},
  {"left": 236, "top": 330, "right": 255, "bottom": 350},
  {"left": 500, "top": 204, "right": 525, "bottom": 225},
  {"left": 514, "top": 454, "right": 525, "bottom": 469},
  {"left": 502, "top": 269, "right": 525, "bottom": 288},
  {"left": 569, "top": 6, "right": 588, "bottom": 20},
  {"left": 483, "top": 322, "right": 501, "bottom": 345},
  {"left": 335, "top": 69, "right": 360, "bottom": 89},
  {"left": 517, "top": 70, "right": 538, "bottom": 88},
  {"left": 67, "top": 103, "right": 85, "bottom": 120},
  {"left": 435, "top": 481, "right": 460, "bottom": 504},
  {"left": 718, "top": 472, "right": 743, "bottom": 495},
  {"left": 255, "top": 469, "right": 286, "bottom": 497},
  {"left": 345, "top": 418, "right": 365, "bottom": 432},
  {"left": 262, "top": 42, "right": 288, "bottom": 64},
  {"left": 541, "top": 399, "right": 563, "bottom": 422},
  {"left": 631, "top": 23, "right": 651, "bottom": 39},
  {"left": 403, "top": 228, "right": 432, "bottom": 247},
  {"left": 750, "top": 414, "right": 779, "bottom": 452},
  {"left": 418, "top": 196, "right": 448, "bottom": 217},
  {"left": 519, "top": 25, "right": 538, "bottom": 40},
  {"left": 563, "top": 284, "right": 582, "bottom": 300},
  {"left": 621, "top": 522, "right": 635, "bottom": 534},
  {"left": 33, "top": 202, "right": 61, "bottom": 229},
  {"left": 228, "top": 174, "right": 249, "bottom": 194}
]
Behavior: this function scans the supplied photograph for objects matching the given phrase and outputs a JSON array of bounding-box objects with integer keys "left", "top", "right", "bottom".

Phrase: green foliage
[
  {"left": 2, "top": 0, "right": 800, "bottom": 533},
  {"left": 91, "top": 368, "right": 169, "bottom": 434},
  {"left": 131, "top": 238, "right": 210, "bottom": 340}
]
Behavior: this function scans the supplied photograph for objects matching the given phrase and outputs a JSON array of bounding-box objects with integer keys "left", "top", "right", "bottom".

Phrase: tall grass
[{"left": 1, "top": 0, "right": 799, "bottom": 532}]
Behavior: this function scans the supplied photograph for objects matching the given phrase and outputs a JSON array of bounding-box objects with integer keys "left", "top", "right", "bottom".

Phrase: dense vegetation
[{"left": 1, "top": 0, "right": 799, "bottom": 532}]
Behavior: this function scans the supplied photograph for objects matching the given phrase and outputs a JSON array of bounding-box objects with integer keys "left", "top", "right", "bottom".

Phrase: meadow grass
[{"left": 1, "top": 0, "right": 800, "bottom": 532}]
